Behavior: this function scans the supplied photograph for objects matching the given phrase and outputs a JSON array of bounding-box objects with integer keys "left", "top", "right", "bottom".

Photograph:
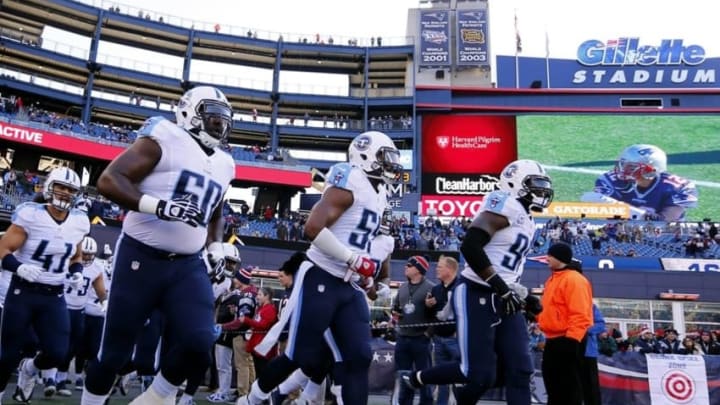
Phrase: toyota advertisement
[{"left": 420, "top": 115, "right": 518, "bottom": 217}]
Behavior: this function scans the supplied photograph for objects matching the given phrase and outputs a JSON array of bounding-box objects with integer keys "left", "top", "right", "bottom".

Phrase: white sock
[
  {"left": 248, "top": 381, "right": 270, "bottom": 404},
  {"left": 300, "top": 381, "right": 320, "bottom": 401},
  {"left": 149, "top": 372, "right": 178, "bottom": 399},
  {"left": 180, "top": 393, "right": 193, "bottom": 402},
  {"left": 42, "top": 368, "right": 58, "bottom": 380},
  {"left": 57, "top": 371, "right": 68, "bottom": 382},
  {"left": 80, "top": 387, "right": 109, "bottom": 405},
  {"left": 24, "top": 359, "right": 39, "bottom": 376},
  {"left": 278, "top": 370, "right": 309, "bottom": 395}
]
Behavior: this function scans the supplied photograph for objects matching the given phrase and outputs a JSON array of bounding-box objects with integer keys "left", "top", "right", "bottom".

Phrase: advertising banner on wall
[
  {"left": 419, "top": 10, "right": 451, "bottom": 67},
  {"left": 0, "top": 121, "right": 311, "bottom": 187},
  {"left": 456, "top": 9, "right": 490, "bottom": 67},
  {"left": 421, "top": 114, "right": 517, "bottom": 197},
  {"left": 495, "top": 37, "right": 720, "bottom": 88}
]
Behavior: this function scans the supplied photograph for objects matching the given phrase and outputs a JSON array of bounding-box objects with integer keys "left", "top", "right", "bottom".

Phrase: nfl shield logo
[
  {"left": 436, "top": 136, "right": 449, "bottom": 149},
  {"left": 131, "top": 261, "right": 140, "bottom": 271}
]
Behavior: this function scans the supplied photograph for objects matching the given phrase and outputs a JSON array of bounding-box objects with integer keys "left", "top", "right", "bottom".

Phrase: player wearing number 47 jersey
[
  {"left": 81, "top": 86, "right": 235, "bottom": 405},
  {"left": 239, "top": 131, "right": 402, "bottom": 405},
  {"left": 404, "top": 159, "right": 552, "bottom": 405},
  {"left": 0, "top": 167, "right": 90, "bottom": 403}
]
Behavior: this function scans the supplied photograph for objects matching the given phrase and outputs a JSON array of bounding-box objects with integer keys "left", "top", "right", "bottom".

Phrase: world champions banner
[
  {"left": 419, "top": 10, "right": 451, "bottom": 67},
  {"left": 456, "top": 9, "right": 490, "bottom": 67}
]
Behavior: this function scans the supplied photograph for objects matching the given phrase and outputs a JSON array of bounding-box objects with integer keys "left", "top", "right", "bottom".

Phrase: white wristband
[
  {"left": 312, "top": 228, "right": 354, "bottom": 264},
  {"left": 138, "top": 194, "right": 161, "bottom": 214}
]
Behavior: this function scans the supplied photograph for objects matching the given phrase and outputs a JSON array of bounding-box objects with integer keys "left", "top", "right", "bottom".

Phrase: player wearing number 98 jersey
[
  {"left": 404, "top": 159, "right": 553, "bottom": 405},
  {"left": 81, "top": 86, "right": 235, "bottom": 405},
  {"left": 0, "top": 167, "right": 89, "bottom": 403}
]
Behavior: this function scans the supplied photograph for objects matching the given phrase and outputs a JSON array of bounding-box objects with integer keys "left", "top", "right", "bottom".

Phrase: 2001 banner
[{"left": 419, "top": 10, "right": 451, "bottom": 67}]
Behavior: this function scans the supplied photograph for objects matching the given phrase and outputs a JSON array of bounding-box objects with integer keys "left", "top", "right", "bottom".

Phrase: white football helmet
[
  {"left": 81, "top": 236, "right": 98, "bottom": 266},
  {"left": 175, "top": 86, "right": 233, "bottom": 149},
  {"left": 614, "top": 144, "right": 667, "bottom": 181},
  {"left": 499, "top": 159, "right": 553, "bottom": 212},
  {"left": 222, "top": 242, "right": 241, "bottom": 277},
  {"left": 43, "top": 167, "right": 81, "bottom": 211},
  {"left": 348, "top": 131, "right": 402, "bottom": 183}
]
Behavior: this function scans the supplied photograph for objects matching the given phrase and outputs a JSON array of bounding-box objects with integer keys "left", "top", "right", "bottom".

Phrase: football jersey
[
  {"left": 0, "top": 270, "right": 11, "bottom": 306},
  {"left": 11, "top": 202, "right": 90, "bottom": 286},
  {"left": 212, "top": 277, "right": 231, "bottom": 301},
  {"left": 370, "top": 233, "right": 395, "bottom": 279},
  {"left": 461, "top": 191, "right": 535, "bottom": 286},
  {"left": 122, "top": 117, "right": 235, "bottom": 254},
  {"left": 592, "top": 171, "right": 698, "bottom": 220},
  {"left": 85, "top": 270, "right": 110, "bottom": 317},
  {"left": 306, "top": 163, "right": 389, "bottom": 278},
  {"left": 65, "top": 260, "right": 104, "bottom": 310}
]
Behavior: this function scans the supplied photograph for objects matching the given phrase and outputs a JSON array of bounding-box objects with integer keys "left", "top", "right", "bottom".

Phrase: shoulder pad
[
  {"left": 11, "top": 202, "right": 43, "bottom": 228},
  {"left": 136, "top": 116, "right": 168, "bottom": 138},
  {"left": 325, "top": 163, "right": 354, "bottom": 190}
]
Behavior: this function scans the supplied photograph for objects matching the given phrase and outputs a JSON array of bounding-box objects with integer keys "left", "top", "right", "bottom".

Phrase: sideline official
[{"left": 537, "top": 243, "right": 593, "bottom": 405}]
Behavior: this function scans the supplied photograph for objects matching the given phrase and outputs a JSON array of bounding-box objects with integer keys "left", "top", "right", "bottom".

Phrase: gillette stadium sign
[
  {"left": 495, "top": 37, "right": 720, "bottom": 88},
  {"left": 574, "top": 38, "right": 713, "bottom": 85}
]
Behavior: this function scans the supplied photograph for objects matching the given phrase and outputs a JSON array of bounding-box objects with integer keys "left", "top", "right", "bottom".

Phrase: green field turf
[{"left": 516, "top": 115, "right": 720, "bottom": 221}]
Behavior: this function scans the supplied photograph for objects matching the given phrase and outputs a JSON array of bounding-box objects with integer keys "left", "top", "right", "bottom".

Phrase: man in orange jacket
[{"left": 537, "top": 242, "right": 593, "bottom": 405}]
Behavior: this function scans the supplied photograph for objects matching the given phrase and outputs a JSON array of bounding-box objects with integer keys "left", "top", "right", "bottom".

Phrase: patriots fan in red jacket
[{"left": 223, "top": 286, "right": 278, "bottom": 376}]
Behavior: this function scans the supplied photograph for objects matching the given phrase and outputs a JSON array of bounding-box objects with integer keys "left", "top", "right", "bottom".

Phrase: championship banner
[
  {"left": 647, "top": 354, "right": 710, "bottom": 405},
  {"left": 456, "top": 9, "right": 489, "bottom": 67},
  {"left": 535, "top": 201, "right": 632, "bottom": 219},
  {"left": 419, "top": 10, "right": 451, "bottom": 67}
]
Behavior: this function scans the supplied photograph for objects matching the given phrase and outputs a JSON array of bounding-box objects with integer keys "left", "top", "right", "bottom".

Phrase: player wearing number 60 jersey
[
  {"left": 404, "top": 159, "right": 553, "bottom": 405},
  {"left": 82, "top": 86, "right": 235, "bottom": 405},
  {"left": 0, "top": 167, "right": 89, "bottom": 403}
]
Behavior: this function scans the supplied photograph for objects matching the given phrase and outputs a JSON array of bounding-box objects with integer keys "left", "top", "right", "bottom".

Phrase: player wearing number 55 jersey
[
  {"left": 241, "top": 131, "right": 402, "bottom": 405},
  {"left": 81, "top": 86, "right": 235, "bottom": 405},
  {"left": 0, "top": 167, "right": 89, "bottom": 403},
  {"left": 404, "top": 159, "right": 553, "bottom": 405}
]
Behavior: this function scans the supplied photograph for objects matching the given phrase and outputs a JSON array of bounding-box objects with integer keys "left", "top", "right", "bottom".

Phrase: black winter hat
[{"left": 548, "top": 242, "right": 573, "bottom": 265}]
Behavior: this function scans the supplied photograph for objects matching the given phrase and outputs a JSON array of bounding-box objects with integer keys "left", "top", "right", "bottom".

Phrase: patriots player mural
[{"left": 582, "top": 144, "right": 698, "bottom": 221}]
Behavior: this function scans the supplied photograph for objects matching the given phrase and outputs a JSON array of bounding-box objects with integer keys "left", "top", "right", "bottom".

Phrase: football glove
[
  {"left": 486, "top": 273, "right": 524, "bottom": 316},
  {"left": 100, "top": 300, "right": 109, "bottom": 313},
  {"left": 347, "top": 254, "right": 376, "bottom": 278},
  {"left": 68, "top": 272, "right": 84, "bottom": 290},
  {"left": 17, "top": 264, "right": 43, "bottom": 282},
  {"left": 156, "top": 195, "right": 203, "bottom": 227},
  {"left": 524, "top": 294, "right": 543, "bottom": 322}
]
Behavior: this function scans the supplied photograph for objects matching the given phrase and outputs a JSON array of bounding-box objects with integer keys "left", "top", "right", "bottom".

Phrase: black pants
[
  {"left": 581, "top": 356, "right": 601, "bottom": 405},
  {"left": 542, "top": 337, "right": 587, "bottom": 405}
]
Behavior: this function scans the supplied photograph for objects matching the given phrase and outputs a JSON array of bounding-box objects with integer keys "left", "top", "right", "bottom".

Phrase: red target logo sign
[{"left": 661, "top": 370, "right": 695, "bottom": 404}]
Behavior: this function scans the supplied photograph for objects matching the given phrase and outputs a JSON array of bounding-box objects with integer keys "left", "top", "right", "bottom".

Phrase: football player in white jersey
[
  {"left": 241, "top": 131, "right": 402, "bottom": 405},
  {"left": 403, "top": 159, "right": 553, "bottom": 405},
  {"left": 270, "top": 222, "right": 396, "bottom": 405},
  {"left": 0, "top": 167, "right": 90, "bottom": 403},
  {"left": 54, "top": 236, "right": 107, "bottom": 396},
  {"left": 81, "top": 86, "right": 236, "bottom": 405}
]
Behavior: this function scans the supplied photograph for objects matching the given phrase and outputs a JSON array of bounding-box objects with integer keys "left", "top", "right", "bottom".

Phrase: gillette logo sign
[
  {"left": 577, "top": 38, "right": 706, "bottom": 66},
  {"left": 574, "top": 38, "right": 715, "bottom": 86}
]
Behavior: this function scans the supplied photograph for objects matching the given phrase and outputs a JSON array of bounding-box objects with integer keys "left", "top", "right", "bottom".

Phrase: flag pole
[
  {"left": 514, "top": 9, "right": 520, "bottom": 88},
  {"left": 545, "top": 29, "right": 551, "bottom": 88}
]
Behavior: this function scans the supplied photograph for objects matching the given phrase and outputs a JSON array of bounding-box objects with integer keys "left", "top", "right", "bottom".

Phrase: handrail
[{"left": 74, "top": 0, "right": 415, "bottom": 46}]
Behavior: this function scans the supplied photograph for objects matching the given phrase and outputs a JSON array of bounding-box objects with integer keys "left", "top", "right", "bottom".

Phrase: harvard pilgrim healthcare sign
[{"left": 496, "top": 37, "right": 720, "bottom": 88}]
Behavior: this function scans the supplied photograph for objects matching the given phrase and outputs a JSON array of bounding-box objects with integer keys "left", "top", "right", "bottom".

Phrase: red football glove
[{"left": 347, "top": 254, "right": 377, "bottom": 278}]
